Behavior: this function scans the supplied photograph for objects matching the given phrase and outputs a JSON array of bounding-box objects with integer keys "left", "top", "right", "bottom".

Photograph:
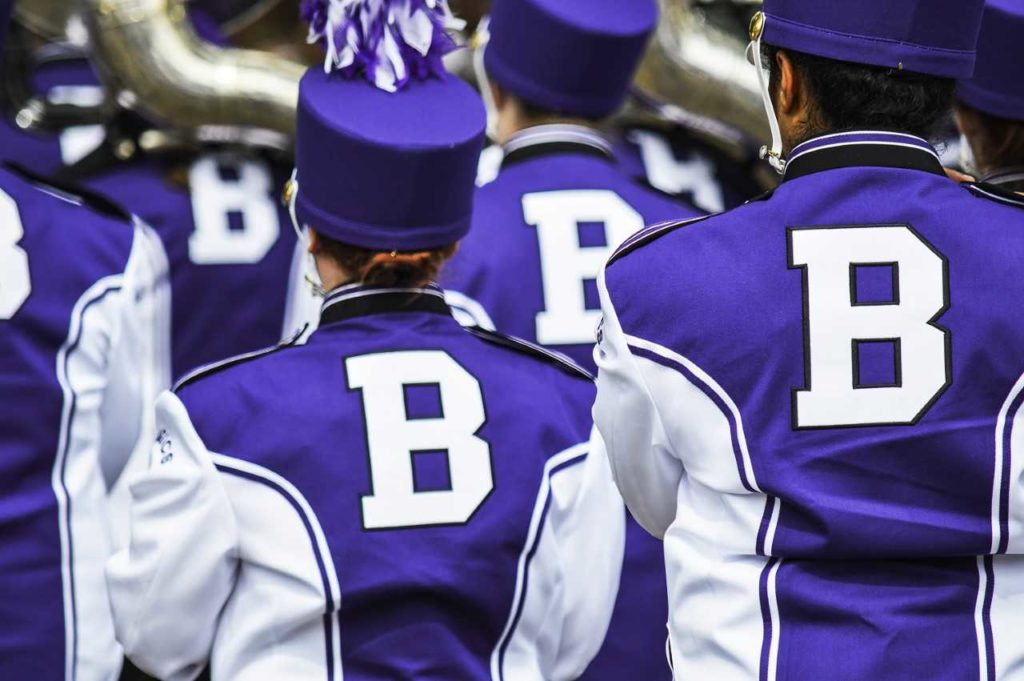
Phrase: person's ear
[
  {"left": 776, "top": 50, "right": 800, "bottom": 116},
  {"left": 307, "top": 227, "right": 320, "bottom": 255}
]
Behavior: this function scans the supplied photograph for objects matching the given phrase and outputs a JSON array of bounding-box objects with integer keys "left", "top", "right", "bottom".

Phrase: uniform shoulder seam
[
  {"left": 173, "top": 326, "right": 307, "bottom": 393},
  {"left": 2, "top": 161, "right": 133, "bottom": 224},
  {"left": 966, "top": 181, "right": 1024, "bottom": 208},
  {"left": 465, "top": 327, "right": 594, "bottom": 381},
  {"left": 608, "top": 214, "right": 713, "bottom": 267}
]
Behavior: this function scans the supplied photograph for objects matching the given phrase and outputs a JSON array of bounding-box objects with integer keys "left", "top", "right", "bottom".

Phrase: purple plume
[{"left": 300, "top": 0, "right": 465, "bottom": 92}]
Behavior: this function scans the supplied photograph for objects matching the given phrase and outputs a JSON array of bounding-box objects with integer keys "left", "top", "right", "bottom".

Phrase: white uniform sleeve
[
  {"left": 106, "top": 391, "right": 239, "bottom": 681},
  {"left": 593, "top": 267, "right": 684, "bottom": 539},
  {"left": 281, "top": 237, "right": 321, "bottom": 344},
  {"left": 98, "top": 221, "right": 171, "bottom": 490},
  {"left": 498, "top": 439, "right": 625, "bottom": 681}
]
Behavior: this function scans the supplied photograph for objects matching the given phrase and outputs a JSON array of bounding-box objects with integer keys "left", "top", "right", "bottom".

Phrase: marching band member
[
  {"left": 107, "top": 2, "right": 623, "bottom": 679},
  {"left": 595, "top": 0, "right": 1024, "bottom": 678},
  {"left": 0, "top": 3, "right": 171, "bottom": 679}
]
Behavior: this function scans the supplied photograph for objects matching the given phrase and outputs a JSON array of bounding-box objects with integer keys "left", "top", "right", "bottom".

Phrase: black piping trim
[
  {"left": 173, "top": 329, "right": 304, "bottom": 393},
  {"left": 320, "top": 290, "right": 451, "bottom": 326},
  {"left": 783, "top": 144, "right": 945, "bottom": 183},
  {"left": 607, "top": 214, "right": 713, "bottom": 268},
  {"left": 967, "top": 182, "right": 1024, "bottom": 209},
  {"left": 466, "top": 327, "right": 594, "bottom": 381},
  {"left": 501, "top": 141, "right": 614, "bottom": 170}
]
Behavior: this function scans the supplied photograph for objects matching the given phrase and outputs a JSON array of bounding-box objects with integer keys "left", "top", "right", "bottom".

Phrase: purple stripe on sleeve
[
  {"left": 628, "top": 344, "right": 755, "bottom": 492},
  {"left": 983, "top": 556, "right": 996, "bottom": 681},
  {"left": 216, "top": 464, "right": 337, "bottom": 681}
]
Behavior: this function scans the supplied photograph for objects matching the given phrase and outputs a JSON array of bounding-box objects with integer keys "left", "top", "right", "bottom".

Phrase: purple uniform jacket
[
  {"left": 0, "top": 163, "right": 165, "bottom": 680},
  {"left": 107, "top": 284, "right": 623, "bottom": 681},
  {"left": 443, "top": 125, "right": 702, "bottom": 681},
  {"left": 597, "top": 131, "right": 1024, "bottom": 679}
]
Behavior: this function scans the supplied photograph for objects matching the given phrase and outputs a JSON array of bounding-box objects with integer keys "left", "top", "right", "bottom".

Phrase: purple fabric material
[
  {"left": 442, "top": 148, "right": 700, "bottom": 681},
  {"left": 484, "top": 0, "right": 657, "bottom": 118},
  {"left": 0, "top": 166, "right": 134, "bottom": 679},
  {"left": 84, "top": 157, "right": 298, "bottom": 380},
  {"left": 605, "top": 130, "right": 1024, "bottom": 677},
  {"left": 295, "top": 69, "right": 485, "bottom": 250},
  {"left": 957, "top": 0, "right": 1024, "bottom": 121},
  {"left": 178, "top": 296, "right": 596, "bottom": 679},
  {"left": 762, "top": 0, "right": 985, "bottom": 78}
]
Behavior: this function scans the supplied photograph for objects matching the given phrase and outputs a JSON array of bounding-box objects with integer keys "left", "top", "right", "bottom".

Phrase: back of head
[
  {"left": 752, "top": 0, "right": 985, "bottom": 160},
  {"left": 955, "top": 0, "right": 1024, "bottom": 176},
  {"left": 294, "top": 0, "right": 486, "bottom": 287},
  {"left": 483, "top": 0, "right": 657, "bottom": 120}
]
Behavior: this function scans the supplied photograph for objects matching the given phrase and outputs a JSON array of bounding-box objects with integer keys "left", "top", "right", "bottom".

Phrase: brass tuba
[
  {"left": 630, "top": 0, "right": 768, "bottom": 158},
  {"left": 79, "top": 0, "right": 305, "bottom": 150}
]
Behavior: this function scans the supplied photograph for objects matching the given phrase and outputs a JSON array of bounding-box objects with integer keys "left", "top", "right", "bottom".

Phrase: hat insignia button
[{"left": 750, "top": 11, "right": 765, "bottom": 41}]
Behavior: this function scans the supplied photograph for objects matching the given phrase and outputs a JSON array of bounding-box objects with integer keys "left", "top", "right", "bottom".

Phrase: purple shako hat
[
  {"left": 760, "top": 0, "right": 985, "bottom": 79},
  {"left": 483, "top": 0, "right": 658, "bottom": 119},
  {"left": 294, "top": 0, "right": 485, "bottom": 251},
  {"left": 957, "top": 0, "right": 1024, "bottom": 121}
]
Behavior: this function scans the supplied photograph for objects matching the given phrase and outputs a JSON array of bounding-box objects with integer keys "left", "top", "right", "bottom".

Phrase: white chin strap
[
  {"left": 286, "top": 170, "right": 328, "bottom": 299},
  {"left": 747, "top": 31, "right": 787, "bottom": 175},
  {"left": 472, "top": 17, "right": 499, "bottom": 141}
]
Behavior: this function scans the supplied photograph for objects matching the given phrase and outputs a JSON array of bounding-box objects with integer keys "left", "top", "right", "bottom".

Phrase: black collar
[
  {"left": 319, "top": 284, "right": 451, "bottom": 326},
  {"left": 782, "top": 131, "right": 946, "bottom": 183},
  {"left": 501, "top": 124, "right": 615, "bottom": 170}
]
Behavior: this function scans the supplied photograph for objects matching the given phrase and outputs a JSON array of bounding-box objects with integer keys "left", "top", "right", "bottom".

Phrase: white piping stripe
[
  {"left": 490, "top": 442, "right": 590, "bottom": 681},
  {"left": 766, "top": 559, "right": 782, "bottom": 681},
  {"left": 623, "top": 333, "right": 761, "bottom": 493},
  {"left": 173, "top": 343, "right": 284, "bottom": 392},
  {"left": 503, "top": 124, "right": 613, "bottom": 156},
  {"left": 788, "top": 140, "right": 941, "bottom": 166},
  {"left": 792, "top": 130, "right": 935, "bottom": 150},
  {"left": 212, "top": 454, "right": 345, "bottom": 681},
  {"left": 974, "top": 557, "right": 989, "bottom": 681},
  {"left": 53, "top": 274, "right": 125, "bottom": 681},
  {"left": 992, "top": 372, "right": 1024, "bottom": 553},
  {"left": 764, "top": 498, "right": 782, "bottom": 557},
  {"left": 971, "top": 186, "right": 1024, "bottom": 208}
]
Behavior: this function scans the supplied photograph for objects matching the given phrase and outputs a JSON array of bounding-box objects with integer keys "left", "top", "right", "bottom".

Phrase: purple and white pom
[{"left": 301, "top": 0, "right": 465, "bottom": 92}]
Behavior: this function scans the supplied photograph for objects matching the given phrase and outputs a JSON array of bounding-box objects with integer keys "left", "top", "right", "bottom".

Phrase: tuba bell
[
  {"left": 80, "top": 0, "right": 305, "bottom": 151},
  {"left": 629, "top": 0, "right": 768, "bottom": 160}
]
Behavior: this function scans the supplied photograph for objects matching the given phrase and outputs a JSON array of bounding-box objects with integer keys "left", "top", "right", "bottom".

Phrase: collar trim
[
  {"left": 783, "top": 131, "right": 945, "bottom": 182},
  {"left": 501, "top": 124, "right": 614, "bottom": 169},
  {"left": 983, "top": 168, "right": 1024, "bottom": 187},
  {"left": 320, "top": 284, "right": 451, "bottom": 326}
]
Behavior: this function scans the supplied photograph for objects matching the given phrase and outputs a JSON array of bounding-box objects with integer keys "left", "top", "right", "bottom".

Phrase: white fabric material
[
  {"left": 492, "top": 439, "right": 625, "bottom": 681},
  {"left": 990, "top": 557, "right": 1024, "bottom": 679},
  {"left": 56, "top": 222, "right": 171, "bottom": 681},
  {"left": 594, "top": 267, "right": 775, "bottom": 680},
  {"left": 108, "top": 392, "right": 343, "bottom": 681},
  {"left": 996, "top": 372, "right": 1024, "bottom": 555}
]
